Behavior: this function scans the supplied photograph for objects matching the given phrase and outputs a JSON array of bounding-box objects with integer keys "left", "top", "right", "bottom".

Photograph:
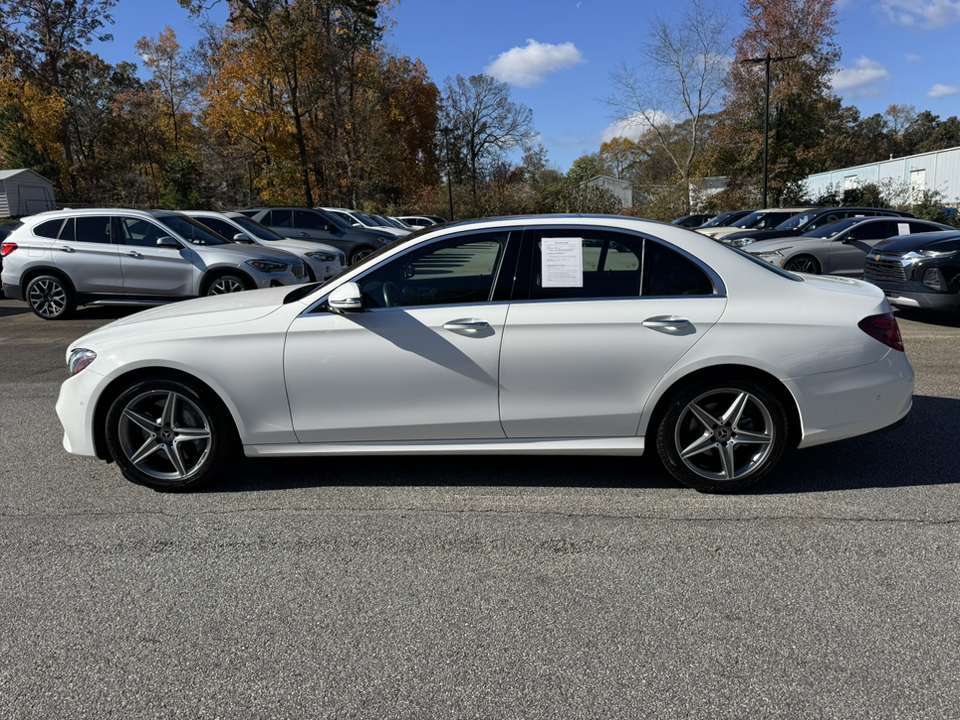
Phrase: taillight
[
  {"left": 0, "top": 242, "right": 16, "bottom": 257},
  {"left": 858, "top": 313, "right": 905, "bottom": 352}
]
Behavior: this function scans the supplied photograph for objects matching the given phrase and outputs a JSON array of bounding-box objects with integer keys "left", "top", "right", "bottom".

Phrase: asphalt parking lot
[{"left": 2, "top": 295, "right": 959, "bottom": 718}]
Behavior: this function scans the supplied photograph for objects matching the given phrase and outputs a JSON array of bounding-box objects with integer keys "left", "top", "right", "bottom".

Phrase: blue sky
[{"left": 92, "top": 0, "right": 960, "bottom": 173}]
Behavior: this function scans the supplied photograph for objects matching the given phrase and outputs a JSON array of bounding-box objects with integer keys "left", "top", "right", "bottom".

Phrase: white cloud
[
  {"left": 601, "top": 112, "right": 674, "bottom": 143},
  {"left": 929, "top": 83, "right": 960, "bottom": 97},
  {"left": 879, "top": 0, "right": 960, "bottom": 29},
  {"left": 831, "top": 57, "right": 890, "bottom": 95},
  {"left": 485, "top": 39, "right": 585, "bottom": 88}
]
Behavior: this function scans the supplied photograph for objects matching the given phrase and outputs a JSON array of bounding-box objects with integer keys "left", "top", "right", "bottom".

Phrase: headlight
[
  {"left": 726, "top": 237, "right": 756, "bottom": 248},
  {"left": 246, "top": 259, "right": 288, "bottom": 273},
  {"left": 920, "top": 249, "right": 958, "bottom": 258},
  {"left": 68, "top": 348, "right": 97, "bottom": 376},
  {"left": 752, "top": 250, "right": 784, "bottom": 264},
  {"left": 305, "top": 251, "right": 337, "bottom": 262}
]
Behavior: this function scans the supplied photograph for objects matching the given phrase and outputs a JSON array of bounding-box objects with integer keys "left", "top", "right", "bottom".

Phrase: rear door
[
  {"left": 498, "top": 227, "right": 726, "bottom": 438},
  {"left": 46, "top": 216, "right": 121, "bottom": 294}
]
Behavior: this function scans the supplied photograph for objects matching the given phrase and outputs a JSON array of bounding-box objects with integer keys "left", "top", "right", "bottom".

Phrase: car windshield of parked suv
[
  {"left": 230, "top": 214, "right": 287, "bottom": 242},
  {"left": 800, "top": 217, "right": 864, "bottom": 239},
  {"left": 316, "top": 208, "right": 350, "bottom": 230},
  {"left": 776, "top": 210, "right": 821, "bottom": 231},
  {"left": 156, "top": 214, "right": 230, "bottom": 245},
  {"left": 699, "top": 212, "right": 741, "bottom": 228},
  {"left": 729, "top": 211, "right": 771, "bottom": 228}
]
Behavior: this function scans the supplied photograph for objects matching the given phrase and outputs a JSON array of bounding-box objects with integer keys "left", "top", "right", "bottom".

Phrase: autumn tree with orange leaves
[{"left": 709, "top": 0, "right": 842, "bottom": 206}]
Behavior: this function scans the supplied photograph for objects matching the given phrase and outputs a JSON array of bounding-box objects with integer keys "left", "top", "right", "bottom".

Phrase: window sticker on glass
[
  {"left": 542, "top": 237, "right": 583, "bottom": 287},
  {"left": 897, "top": 223, "right": 910, "bottom": 235}
]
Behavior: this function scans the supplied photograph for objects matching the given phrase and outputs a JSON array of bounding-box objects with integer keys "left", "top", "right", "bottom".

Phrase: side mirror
[
  {"left": 327, "top": 282, "right": 364, "bottom": 313},
  {"left": 156, "top": 236, "right": 181, "bottom": 248},
  {"left": 233, "top": 233, "right": 255, "bottom": 244}
]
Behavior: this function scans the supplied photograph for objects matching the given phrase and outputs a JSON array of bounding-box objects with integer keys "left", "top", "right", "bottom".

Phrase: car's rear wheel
[
  {"left": 350, "top": 247, "right": 375, "bottom": 265},
  {"left": 104, "top": 376, "right": 237, "bottom": 490},
  {"left": 206, "top": 274, "right": 248, "bottom": 294},
  {"left": 656, "top": 378, "right": 788, "bottom": 493},
  {"left": 783, "top": 255, "right": 821, "bottom": 274},
  {"left": 26, "top": 274, "right": 76, "bottom": 320}
]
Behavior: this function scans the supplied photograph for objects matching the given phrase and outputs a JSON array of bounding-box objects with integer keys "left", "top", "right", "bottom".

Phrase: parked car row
[{"left": 670, "top": 204, "right": 960, "bottom": 312}]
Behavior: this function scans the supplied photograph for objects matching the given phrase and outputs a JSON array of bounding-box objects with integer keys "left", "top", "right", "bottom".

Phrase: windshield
[
  {"left": 231, "top": 214, "right": 286, "bottom": 241},
  {"left": 730, "top": 211, "right": 768, "bottom": 228},
  {"left": 318, "top": 209, "right": 350, "bottom": 230},
  {"left": 776, "top": 210, "right": 819, "bottom": 231},
  {"left": 157, "top": 215, "right": 230, "bottom": 245},
  {"left": 699, "top": 212, "right": 740, "bottom": 228},
  {"left": 801, "top": 217, "right": 861, "bottom": 239}
]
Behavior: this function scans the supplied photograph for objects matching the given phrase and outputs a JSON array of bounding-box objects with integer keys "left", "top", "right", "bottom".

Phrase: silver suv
[{"left": 0, "top": 208, "right": 309, "bottom": 319}]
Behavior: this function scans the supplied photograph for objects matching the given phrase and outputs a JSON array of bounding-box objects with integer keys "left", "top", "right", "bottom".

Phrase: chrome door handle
[
  {"left": 642, "top": 316, "right": 692, "bottom": 333},
  {"left": 442, "top": 319, "right": 492, "bottom": 336},
  {"left": 125, "top": 251, "right": 143, "bottom": 258},
  {"left": 56, "top": 246, "right": 75, "bottom": 253},
  {"left": 299, "top": 232, "right": 309, "bottom": 237}
]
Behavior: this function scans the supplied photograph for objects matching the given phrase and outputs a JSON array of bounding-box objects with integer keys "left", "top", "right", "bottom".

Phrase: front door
[
  {"left": 284, "top": 230, "right": 515, "bottom": 442},
  {"left": 116, "top": 216, "right": 197, "bottom": 297}
]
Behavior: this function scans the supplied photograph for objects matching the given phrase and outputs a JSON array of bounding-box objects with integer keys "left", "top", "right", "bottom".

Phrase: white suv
[
  {"left": 0, "top": 208, "right": 309, "bottom": 319},
  {"left": 182, "top": 210, "right": 345, "bottom": 282}
]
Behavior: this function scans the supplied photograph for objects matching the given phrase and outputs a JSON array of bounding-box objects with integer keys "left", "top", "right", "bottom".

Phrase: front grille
[
  {"left": 291, "top": 262, "right": 305, "bottom": 279},
  {"left": 864, "top": 257, "right": 907, "bottom": 284}
]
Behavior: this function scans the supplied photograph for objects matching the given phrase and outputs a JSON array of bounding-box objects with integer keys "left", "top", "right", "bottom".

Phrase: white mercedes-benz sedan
[{"left": 56, "top": 215, "right": 914, "bottom": 493}]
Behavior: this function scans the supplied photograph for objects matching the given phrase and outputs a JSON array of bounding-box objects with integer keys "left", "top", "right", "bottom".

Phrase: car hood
[
  {"left": 724, "top": 229, "right": 793, "bottom": 242},
  {"left": 67, "top": 286, "right": 297, "bottom": 353},
  {"left": 259, "top": 238, "right": 339, "bottom": 255},
  {"left": 202, "top": 243, "right": 298, "bottom": 261},
  {"left": 871, "top": 231, "right": 960, "bottom": 255},
  {"left": 746, "top": 236, "right": 811, "bottom": 253}
]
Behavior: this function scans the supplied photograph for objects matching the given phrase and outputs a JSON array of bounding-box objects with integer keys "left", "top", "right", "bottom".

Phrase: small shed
[
  {"left": 584, "top": 175, "right": 633, "bottom": 208},
  {"left": 0, "top": 168, "right": 57, "bottom": 218}
]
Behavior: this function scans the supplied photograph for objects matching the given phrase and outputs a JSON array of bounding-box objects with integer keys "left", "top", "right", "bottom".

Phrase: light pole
[
  {"left": 440, "top": 126, "right": 454, "bottom": 221},
  {"left": 741, "top": 52, "right": 795, "bottom": 208}
]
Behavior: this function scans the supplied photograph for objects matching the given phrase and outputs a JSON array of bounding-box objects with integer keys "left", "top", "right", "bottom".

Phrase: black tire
[
  {"left": 26, "top": 274, "right": 76, "bottom": 320},
  {"left": 655, "top": 378, "right": 788, "bottom": 493},
  {"left": 783, "top": 255, "right": 821, "bottom": 274},
  {"left": 104, "top": 376, "right": 238, "bottom": 490},
  {"left": 349, "top": 246, "right": 375, "bottom": 265},
  {"left": 205, "top": 273, "right": 249, "bottom": 295}
]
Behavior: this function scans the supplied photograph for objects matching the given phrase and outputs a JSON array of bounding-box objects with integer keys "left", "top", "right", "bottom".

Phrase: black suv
[
  {"left": 864, "top": 230, "right": 960, "bottom": 312},
  {"left": 721, "top": 207, "right": 914, "bottom": 248},
  {"left": 240, "top": 207, "right": 396, "bottom": 265}
]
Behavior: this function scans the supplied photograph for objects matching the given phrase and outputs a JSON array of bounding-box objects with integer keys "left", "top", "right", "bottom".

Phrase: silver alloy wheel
[
  {"left": 116, "top": 389, "right": 213, "bottom": 482},
  {"left": 28, "top": 277, "right": 68, "bottom": 317},
  {"left": 674, "top": 388, "right": 775, "bottom": 482},
  {"left": 350, "top": 247, "right": 374, "bottom": 264},
  {"left": 784, "top": 256, "right": 819, "bottom": 273},
  {"left": 208, "top": 276, "right": 246, "bottom": 294}
]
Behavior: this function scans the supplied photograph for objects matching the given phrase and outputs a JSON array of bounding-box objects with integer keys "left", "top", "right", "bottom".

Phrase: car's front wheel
[
  {"left": 350, "top": 247, "right": 376, "bottom": 265},
  {"left": 783, "top": 255, "right": 821, "bottom": 274},
  {"left": 26, "top": 274, "right": 76, "bottom": 319},
  {"left": 655, "top": 378, "right": 788, "bottom": 493},
  {"left": 104, "top": 376, "right": 237, "bottom": 490},
  {"left": 206, "top": 274, "right": 249, "bottom": 295}
]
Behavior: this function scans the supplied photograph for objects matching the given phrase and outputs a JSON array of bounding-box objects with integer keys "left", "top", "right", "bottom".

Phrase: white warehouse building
[{"left": 804, "top": 145, "right": 960, "bottom": 206}]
